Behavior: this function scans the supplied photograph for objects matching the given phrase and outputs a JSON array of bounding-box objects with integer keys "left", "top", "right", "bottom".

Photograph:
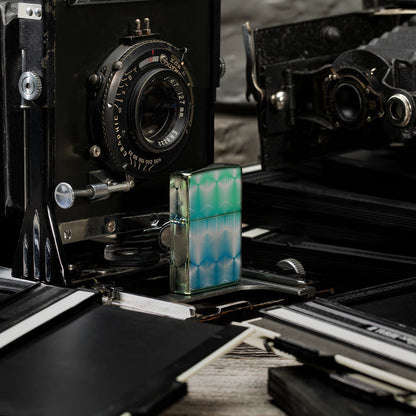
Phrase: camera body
[
  {"left": 244, "top": 10, "right": 416, "bottom": 169},
  {"left": 0, "top": 0, "right": 220, "bottom": 285},
  {"left": 241, "top": 5, "right": 416, "bottom": 290}
]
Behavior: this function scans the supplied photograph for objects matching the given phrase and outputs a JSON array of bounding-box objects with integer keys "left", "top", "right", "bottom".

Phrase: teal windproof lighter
[{"left": 170, "top": 164, "right": 242, "bottom": 294}]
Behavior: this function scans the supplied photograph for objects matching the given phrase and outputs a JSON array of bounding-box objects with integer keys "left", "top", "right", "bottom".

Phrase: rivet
[
  {"left": 90, "top": 145, "right": 101, "bottom": 158},
  {"left": 112, "top": 61, "right": 123, "bottom": 71},
  {"left": 106, "top": 220, "right": 116, "bottom": 233}
]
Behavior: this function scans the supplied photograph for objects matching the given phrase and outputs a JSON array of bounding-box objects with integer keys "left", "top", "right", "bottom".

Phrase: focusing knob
[
  {"left": 219, "top": 56, "right": 226, "bottom": 79},
  {"left": 18, "top": 71, "right": 42, "bottom": 101},
  {"left": 277, "top": 258, "right": 306, "bottom": 277}
]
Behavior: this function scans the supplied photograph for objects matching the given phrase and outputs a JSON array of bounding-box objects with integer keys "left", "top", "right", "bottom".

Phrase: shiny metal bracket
[{"left": 17, "top": 3, "right": 42, "bottom": 20}]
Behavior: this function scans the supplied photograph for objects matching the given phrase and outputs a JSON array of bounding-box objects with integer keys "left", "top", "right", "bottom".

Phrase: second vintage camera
[
  {"left": 241, "top": 3, "right": 416, "bottom": 292},
  {"left": 0, "top": 0, "right": 221, "bottom": 285},
  {"left": 244, "top": 7, "right": 416, "bottom": 167}
]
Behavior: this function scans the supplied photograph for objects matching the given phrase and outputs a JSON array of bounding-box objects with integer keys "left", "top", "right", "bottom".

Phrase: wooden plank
[{"left": 162, "top": 343, "right": 298, "bottom": 415}]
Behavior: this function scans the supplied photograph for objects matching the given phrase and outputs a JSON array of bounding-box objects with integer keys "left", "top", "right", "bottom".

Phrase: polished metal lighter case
[{"left": 170, "top": 164, "right": 242, "bottom": 294}]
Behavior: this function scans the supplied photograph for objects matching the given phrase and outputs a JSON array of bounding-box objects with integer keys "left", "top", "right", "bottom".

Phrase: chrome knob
[
  {"left": 219, "top": 56, "right": 226, "bottom": 79},
  {"left": 54, "top": 182, "right": 76, "bottom": 209},
  {"left": 18, "top": 71, "right": 42, "bottom": 101}
]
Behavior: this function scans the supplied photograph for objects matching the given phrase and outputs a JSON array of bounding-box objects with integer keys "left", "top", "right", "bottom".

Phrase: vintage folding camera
[
  {"left": 238, "top": 5, "right": 416, "bottom": 412},
  {"left": 244, "top": 3, "right": 416, "bottom": 167},
  {"left": 241, "top": 2, "right": 416, "bottom": 293},
  {"left": 0, "top": 0, "right": 221, "bottom": 286}
]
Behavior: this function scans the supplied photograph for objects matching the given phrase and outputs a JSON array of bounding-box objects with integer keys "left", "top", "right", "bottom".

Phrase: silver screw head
[
  {"left": 106, "top": 220, "right": 116, "bottom": 234},
  {"left": 90, "top": 145, "right": 101, "bottom": 158}
]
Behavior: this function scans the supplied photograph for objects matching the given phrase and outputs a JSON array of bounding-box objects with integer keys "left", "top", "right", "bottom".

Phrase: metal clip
[{"left": 216, "top": 300, "right": 252, "bottom": 315}]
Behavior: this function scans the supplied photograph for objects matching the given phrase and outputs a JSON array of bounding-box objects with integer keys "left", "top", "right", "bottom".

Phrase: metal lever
[
  {"left": 242, "top": 21, "right": 264, "bottom": 103},
  {"left": 54, "top": 179, "right": 134, "bottom": 209}
]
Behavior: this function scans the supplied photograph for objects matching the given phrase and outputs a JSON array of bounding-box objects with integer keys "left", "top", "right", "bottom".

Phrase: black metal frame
[{"left": 0, "top": 0, "right": 221, "bottom": 285}]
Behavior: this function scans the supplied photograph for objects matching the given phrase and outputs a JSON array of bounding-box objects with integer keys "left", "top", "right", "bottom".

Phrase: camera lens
[
  {"left": 334, "top": 83, "right": 362, "bottom": 124},
  {"left": 130, "top": 69, "right": 190, "bottom": 153},
  {"left": 138, "top": 78, "right": 176, "bottom": 140},
  {"left": 93, "top": 39, "right": 194, "bottom": 177}
]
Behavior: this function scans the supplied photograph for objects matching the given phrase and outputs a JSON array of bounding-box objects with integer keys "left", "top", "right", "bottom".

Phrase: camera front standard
[{"left": 0, "top": 0, "right": 221, "bottom": 285}]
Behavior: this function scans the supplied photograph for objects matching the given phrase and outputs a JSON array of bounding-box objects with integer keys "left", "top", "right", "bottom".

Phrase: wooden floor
[{"left": 161, "top": 343, "right": 298, "bottom": 416}]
